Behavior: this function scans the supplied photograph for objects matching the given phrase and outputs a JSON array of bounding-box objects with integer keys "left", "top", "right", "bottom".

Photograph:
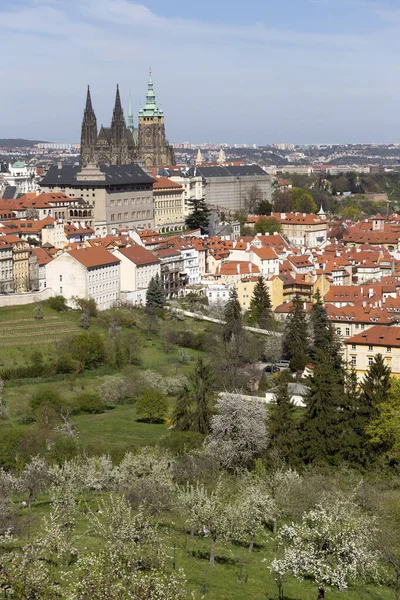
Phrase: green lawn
[{"left": 73, "top": 404, "right": 169, "bottom": 450}]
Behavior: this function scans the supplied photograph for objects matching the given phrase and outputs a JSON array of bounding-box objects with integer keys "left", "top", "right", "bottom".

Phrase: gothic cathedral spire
[
  {"left": 111, "top": 84, "right": 126, "bottom": 147},
  {"left": 127, "top": 90, "right": 134, "bottom": 134},
  {"left": 80, "top": 85, "right": 98, "bottom": 166}
]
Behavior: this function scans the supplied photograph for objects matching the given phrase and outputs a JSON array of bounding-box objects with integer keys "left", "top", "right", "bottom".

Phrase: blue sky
[{"left": 2, "top": 0, "right": 400, "bottom": 144}]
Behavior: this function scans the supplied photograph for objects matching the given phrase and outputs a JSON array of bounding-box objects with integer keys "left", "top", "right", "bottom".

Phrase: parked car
[
  {"left": 264, "top": 364, "right": 280, "bottom": 373},
  {"left": 276, "top": 360, "right": 290, "bottom": 369}
]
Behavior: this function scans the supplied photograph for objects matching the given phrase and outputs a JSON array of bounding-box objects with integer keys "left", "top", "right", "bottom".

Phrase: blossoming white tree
[
  {"left": 20, "top": 455, "right": 50, "bottom": 509},
  {"left": 271, "top": 496, "right": 381, "bottom": 599},
  {"left": 205, "top": 393, "right": 268, "bottom": 470}
]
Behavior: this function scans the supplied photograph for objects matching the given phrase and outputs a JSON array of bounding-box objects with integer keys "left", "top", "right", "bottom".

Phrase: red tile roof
[
  {"left": 118, "top": 245, "right": 160, "bottom": 266},
  {"left": 67, "top": 247, "right": 120, "bottom": 268},
  {"left": 346, "top": 325, "right": 400, "bottom": 347}
]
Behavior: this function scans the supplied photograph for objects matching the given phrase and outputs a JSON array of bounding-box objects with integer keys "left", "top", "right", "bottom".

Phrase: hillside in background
[{"left": 0, "top": 138, "right": 47, "bottom": 148}]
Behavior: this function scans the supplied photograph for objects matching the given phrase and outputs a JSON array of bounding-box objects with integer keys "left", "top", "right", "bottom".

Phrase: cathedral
[{"left": 80, "top": 71, "right": 175, "bottom": 168}]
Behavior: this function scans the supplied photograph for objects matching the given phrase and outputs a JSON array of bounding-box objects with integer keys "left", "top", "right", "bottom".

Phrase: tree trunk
[
  {"left": 28, "top": 489, "right": 33, "bottom": 510},
  {"left": 248, "top": 534, "right": 255, "bottom": 553},
  {"left": 273, "top": 518, "right": 278, "bottom": 535},
  {"left": 190, "top": 524, "right": 195, "bottom": 539},
  {"left": 209, "top": 539, "right": 216, "bottom": 566},
  {"left": 317, "top": 587, "right": 325, "bottom": 600}
]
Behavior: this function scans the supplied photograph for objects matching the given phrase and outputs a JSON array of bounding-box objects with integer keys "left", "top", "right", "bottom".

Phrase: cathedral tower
[
  {"left": 137, "top": 70, "right": 175, "bottom": 167},
  {"left": 80, "top": 86, "right": 98, "bottom": 166},
  {"left": 110, "top": 85, "right": 131, "bottom": 165}
]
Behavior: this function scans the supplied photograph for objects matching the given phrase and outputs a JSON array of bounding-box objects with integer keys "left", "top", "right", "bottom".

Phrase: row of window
[
  {"left": 110, "top": 197, "right": 150, "bottom": 207},
  {"left": 110, "top": 211, "right": 151, "bottom": 221},
  {"left": 350, "top": 343, "right": 391, "bottom": 352},
  {"left": 351, "top": 356, "right": 391, "bottom": 366}
]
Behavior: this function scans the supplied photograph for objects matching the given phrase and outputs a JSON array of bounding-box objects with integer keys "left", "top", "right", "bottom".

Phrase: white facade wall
[
  {"left": 182, "top": 248, "right": 200, "bottom": 285},
  {"left": 46, "top": 253, "right": 120, "bottom": 310},
  {"left": 42, "top": 223, "right": 67, "bottom": 248}
]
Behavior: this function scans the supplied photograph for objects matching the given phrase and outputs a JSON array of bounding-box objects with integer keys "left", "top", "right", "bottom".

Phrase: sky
[{"left": 2, "top": 0, "right": 400, "bottom": 145}]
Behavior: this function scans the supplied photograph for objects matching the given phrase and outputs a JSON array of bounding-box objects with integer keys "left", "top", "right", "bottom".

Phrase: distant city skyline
[{"left": 2, "top": 0, "right": 400, "bottom": 144}]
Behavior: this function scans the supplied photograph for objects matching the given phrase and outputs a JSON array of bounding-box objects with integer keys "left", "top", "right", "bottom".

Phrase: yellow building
[
  {"left": 153, "top": 177, "right": 185, "bottom": 232},
  {"left": 344, "top": 324, "right": 400, "bottom": 379},
  {"left": 236, "top": 275, "right": 284, "bottom": 311},
  {"left": 9, "top": 238, "right": 30, "bottom": 292}
]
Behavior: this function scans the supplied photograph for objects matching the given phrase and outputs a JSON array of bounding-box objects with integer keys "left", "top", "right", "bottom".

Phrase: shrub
[
  {"left": 135, "top": 389, "right": 168, "bottom": 423},
  {"left": 75, "top": 392, "right": 105, "bottom": 414},
  {"left": 47, "top": 295, "right": 67, "bottom": 312},
  {"left": 159, "top": 431, "right": 204, "bottom": 456},
  {"left": 30, "top": 389, "right": 63, "bottom": 414},
  {"left": 68, "top": 331, "right": 106, "bottom": 370},
  {"left": 73, "top": 297, "right": 98, "bottom": 317}
]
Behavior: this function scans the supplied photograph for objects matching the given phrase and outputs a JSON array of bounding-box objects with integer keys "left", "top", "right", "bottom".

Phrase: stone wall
[{"left": 0, "top": 288, "right": 53, "bottom": 307}]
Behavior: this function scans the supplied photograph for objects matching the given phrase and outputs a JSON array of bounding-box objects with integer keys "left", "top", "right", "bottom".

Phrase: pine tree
[
  {"left": 248, "top": 276, "right": 273, "bottom": 329},
  {"left": 361, "top": 354, "right": 391, "bottom": 420},
  {"left": 299, "top": 351, "right": 343, "bottom": 465},
  {"left": 282, "top": 295, "right": 309, "bottom": 371},
  {"left": 146, "top": 273, "right": 165, "bottom": 310},
  {"left": 192, "top": 358, "right": 215, "bottom": 434},
  {"left": 223, "top": 287, "right": 243, "bottom": 343},
  {"left": 268, "top": 380, "right": 298, "bottom": 465},
  {"left": 309, "top": 290, "right": 344, "bottom": 377},
  {"left": 172, "top": 386, "right": 193, "bottom": 431},
  {"left": 338, "top": 365, "right": 368, "bottom": 465},
  {"left": 185, "top": 198, "right": 211, "bottom": 232}
]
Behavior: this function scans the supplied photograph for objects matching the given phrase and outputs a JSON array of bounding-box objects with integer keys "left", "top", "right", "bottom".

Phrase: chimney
[
  {"left": 281, "top": 213, "right": 286, "bottom": 219},
  {"left": 236, "top": 263, "right": 240, "bottom": 274},
  {"left": 249, "top": 262, "right": 252, "bottom": 273},
  {"left": 57, "top": 161, "right": 62, "bottom": 170},
  {"left": 303, "top": 302, "right": 307, "bottom": 310}
]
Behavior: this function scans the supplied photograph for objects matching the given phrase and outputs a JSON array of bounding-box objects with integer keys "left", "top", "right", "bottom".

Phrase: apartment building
[{"left": 46, "top": 246, "right": 120, "bottom": 310}]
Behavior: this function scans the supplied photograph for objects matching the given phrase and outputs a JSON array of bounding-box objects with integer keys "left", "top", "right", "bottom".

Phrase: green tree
[
  {"left": 172, "top": 386, "right": 193, "bottom": 431},
  {"left": 299, "top": 351, "right": 343, "bottom": 465},
  {"left": 256, "top": 199, "right": 273, "bottom": 215},
  {"left": 192, "top": 358, "right": 215, "bottom": 435},
  {"left": 146, "top": 273, "right": 165, "bottom": 310},
  {"left": 254, "top": 217, "right": 282, "bottom": 235},
  {"left": 248, "top": 276, "right": 273, "bottom": 328},
  {"left": 74, "top": 297, "right": 98, "bottom": 317},
  {"left": 309, "top": 290, "right": 344, "bottom": 376},
  {"left": 268, "top": 381, "right": 298, "bottom": 465},
  {"left": 69, "top": 331, "right": 106, "bottom": 370},
  {"left": 282, "top": 295, "right": 309, "bottom": 371},
  {"left": 361, "top": 353, "right": 391, "bottom": 422},
  {"left": 47, "top": 295, "right": 67, "bottom": 312},
  {"left": 338, "top": 365, "right": 368, "bottom": 465},
  {"left": 135, "top": 389, "right": 168, "bottom": 423},
  {"left": 341, "top": 205, "right": 363, "bottom": 221},
  {"left": 185, "top": 197, "right": 211, "bottom": 231},
  {"left": 368, "top": 377, "right": 400, "bottom": 455},
  {"left": 223, "top": 287, "right": 243, "bottom": 343},
  {"left": 290, "top": 187, "right": 317, "bottom": 213}
]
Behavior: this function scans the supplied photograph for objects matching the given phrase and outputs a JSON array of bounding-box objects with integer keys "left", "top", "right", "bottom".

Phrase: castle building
[
  {"left": 80, "top": 71, "right": 174, "bottom": 169},
  {"left": 136, "top": 70, "right": 175, "bottom": 168}
]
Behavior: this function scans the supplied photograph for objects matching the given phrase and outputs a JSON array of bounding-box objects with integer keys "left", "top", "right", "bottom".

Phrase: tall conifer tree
[
  {"left": 268, "top": 380, "right": 298, "bottom": 465},
  {"left": 248, "top": 276, "right": 273, "bottom": 329},
  {"left": 223, "top": 288, "right": 243, "bottom": 343},
  {"left": 283, "top": 295, "right": 309, "bottom": 371}
]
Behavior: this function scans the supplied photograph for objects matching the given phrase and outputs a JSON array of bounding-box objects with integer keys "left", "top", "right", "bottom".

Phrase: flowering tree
[
  {"left": 205, "top": 393, "right": 268, "bottom": 470},
  {"left": 271, "top": 496, "right": 381, "bottom": 599},
  {"left": 231, "top": 478, "right": 276, "bottom": 552},
  {"left": 67, "top": 545, "right": 187, "bottom": 600},
  {"left": 20, "top": 455, "right": 50, "bottom": 509},
  {"left": 177, "top": 480, "right": 233, "bottom": 566},
  {"left": 41, "top": 484, "right": 79, "bottom": 567}
]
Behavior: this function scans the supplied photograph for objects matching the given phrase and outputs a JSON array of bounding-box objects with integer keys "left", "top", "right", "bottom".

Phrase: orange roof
[
  {"left": 118, "top": 245, "right": 160, "bottom": 266},
  {"left": 153, "top": 177, "right": 183, "bottom": 190},
  {"left": 216, "top": 261, "right": 260, "bottom": 276},
  {"left": 251, "top": 246, "right": 278, "bottom": 260},
  {"left": 32, "top": 247, "right": 52, "bottom": 266},
  {"left": 67, "top": 247, "right": 120, "bottom": 268},
  {"left": 346, "top": 325, "right": 400, "bottom": 347}
]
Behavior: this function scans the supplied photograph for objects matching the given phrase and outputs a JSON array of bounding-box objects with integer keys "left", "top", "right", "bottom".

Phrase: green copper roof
[
  {"left": 12, "top": 161, "right": 26, "bottom": 168},
  {"left": 139, "top": 69, "right": 163, "bottom": 118},
  {"left": 127, "top": 91, "right": 134, "bottom": 133}
]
